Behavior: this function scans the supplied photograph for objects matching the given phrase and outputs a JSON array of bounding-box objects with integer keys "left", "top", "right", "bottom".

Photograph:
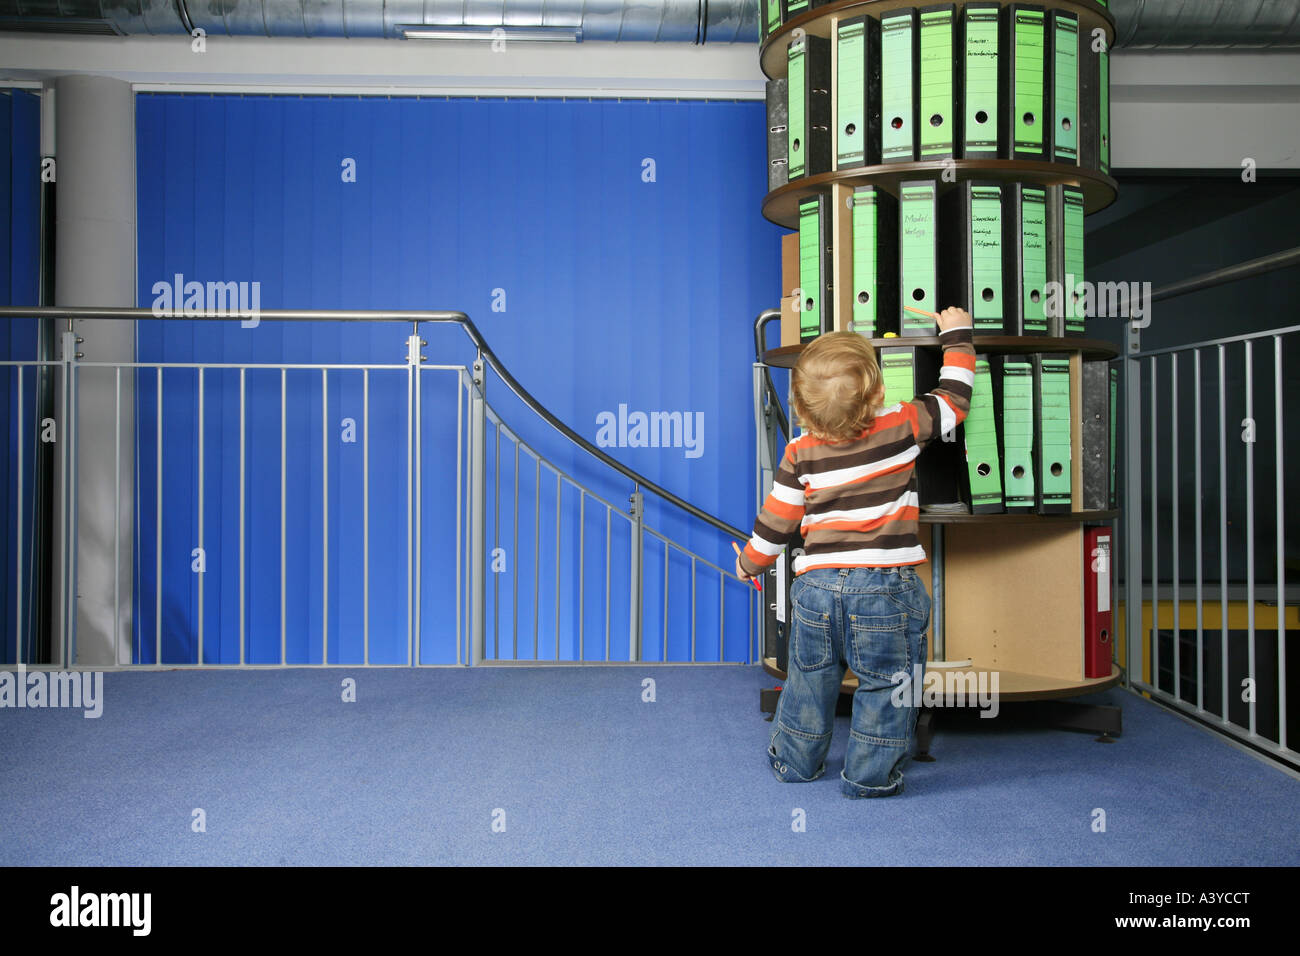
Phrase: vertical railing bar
[
  {"left": 463, "top": 373, "right": 472, "bottom": 664},
  {"left": 578, "top": 489, "right": 585, "bottom": 661},
  {"left": 455, "top": 369, "right": 463, "bottom": 665},
  {"left": 513, "top": 438, "right": 519, "bottom": 660},
  {"left": 156, "top": 366, "right": 162, "bottom": 667},
  {"left": 1150, "top": 358, "right": 1158, "bottom": 694},
  {"left": 1123, "top": 330, "right": 1144, "bottom": 700},
  {"left": 406, "top": 360, "right": 413, "bottom": 667},
  {"left": 554, "top": 473, "right": 561, "bottom": 661},
  {"left": 239, "top": 368, "right": 246, "bottom": 667},
  {"left": 15, "top": 365, "right": 23, "bottom": 665},
  {"left": 414, "top": 360, "right": 423, "bottom": 667},
  {"left": 322, "top": 368, "right": 329, "bottom": 666},
  {"left": 691, "top": 554, "right": 696, "bottom": 663},
  {"left": 533, "top": 456, "right": 540, "bottom": 660},
  {"left": 1194, "top": 349, "right": 1203, "bottom": 712},
  {"left": 605, "top": 505, "right": 611, "bottom": 662},
  {"left": 198, "top": 366, "right": 205, "bottom": 666},
  {"left": 494, "top": 420, "right": 501, "bottom": 660},
  {"left": 363, "top": 367, "right": 370, "bottom": 666},
  {"left": 68, "top": 356, "right": 79, "bottom": 667},
  {"left": 280, "top": 367, "right": 287, "bottom": 667},
  {"left": 57, "top": 358, "right": 67, "bottom": 667},
  {"left": 1218, "top": 344, "right": 1229, "bottom": 726},
  {"left": 1275, "top": 335, "right": 1287, "bottom": 752},
  {"left": 718, "top": 571, "right": 724, "bottom": 664},
  {"left": 1245, "top": 339, "right": 1256, "bottom": 736},
  {"left": 113, "top": 367, "right": 120, "bottom": 666},
  {"left": 1170, "top": 354, "right": 1179, "bottom": 702},
  {"left": 663, "top": 541, "right": 669, "bottom": 663}
]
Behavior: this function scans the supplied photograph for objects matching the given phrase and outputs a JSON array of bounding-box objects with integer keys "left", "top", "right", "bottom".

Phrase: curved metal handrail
[{"left": 0, "top": 305, "right": 750, "bottom": 541}]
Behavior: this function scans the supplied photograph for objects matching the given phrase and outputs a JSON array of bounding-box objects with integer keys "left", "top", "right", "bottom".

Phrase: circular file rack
[{"left": 756, "top": 0, "right": 1126, "bottom": 705}]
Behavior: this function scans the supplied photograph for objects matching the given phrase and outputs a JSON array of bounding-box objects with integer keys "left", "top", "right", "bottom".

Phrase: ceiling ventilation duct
[{"left": 0, "top": 0, "right": 1298, "bottom": 46}]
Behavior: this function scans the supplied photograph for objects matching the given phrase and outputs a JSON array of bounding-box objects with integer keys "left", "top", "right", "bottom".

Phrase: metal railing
[
  {"left": 0, "top": 306, "right": 758, "bottom": 668},
  {"left": 1123, "top": 322, "right": 1297, "bottom": 764}
]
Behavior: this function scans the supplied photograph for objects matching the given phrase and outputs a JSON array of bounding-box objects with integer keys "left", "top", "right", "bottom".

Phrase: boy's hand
[
  {"left": 935, "top": 306, "right": 972, "bottom": 333},
  {"left": 735, "top": 554, "right": 755, "bottom": 584}
]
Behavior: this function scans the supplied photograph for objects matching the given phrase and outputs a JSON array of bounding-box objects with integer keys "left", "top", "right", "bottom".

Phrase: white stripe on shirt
[
  {"left": 794, "top": 545, "right": 927, "bottom": 574},
  {"left": 802, "top": 445, "right": 920, "bottom": 491}
]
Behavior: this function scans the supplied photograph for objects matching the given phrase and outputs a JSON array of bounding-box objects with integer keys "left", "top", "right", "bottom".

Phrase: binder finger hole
[
  {"left": 975, "top": 110, "right": 989, "bottom": 125},
  {"left": 981, "top": 287, "right": 995, "bottom": 302},
  {"left": 1062, "top": 116, "right": 1072, "bottom": 131},
  {"left": 929, "top": 114, "right": 943, "bottom": 127},
  {"left": 1023, "top": 111, "right": 1036, "bottom": 126},
  {"left": 1051, "top": 462, "right": 1064, "bottom": 477},
  {"left": 845, "top": 122, "right": 856, "bottom": 137},
  {"left": 1030, "top": 289, "right": 1041, "bottom": 303},
  {"left": 1012, "top": 465, "right": 1026, "bottom": 480},
  {"left": 858, "top": 291, "right": 869, "bottom": 305},
  {"left": 911, "top": 288, "right": 925, "bottom": 302},
  {"left": 891, "top": 116, "right": 904, "bottom": 130},
  {"left": 792, "top": 137, "right": 801, "bottom": 154},
  {"left": 977, "top": 463, "right": 991, "bottom": 478}
]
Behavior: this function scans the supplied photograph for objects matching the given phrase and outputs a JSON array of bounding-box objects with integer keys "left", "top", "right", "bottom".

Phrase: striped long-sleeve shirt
[{"left": 739, "top": 326, "right": 977, "bottom": 576}]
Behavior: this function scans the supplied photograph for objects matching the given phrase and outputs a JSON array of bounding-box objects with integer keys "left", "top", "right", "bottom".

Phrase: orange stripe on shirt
[
  {"left": 945, "top": 351, "right": 977, "bottom": 372},
  {"left": 765, "top": 497, "right": 804, "bottom": 522}
]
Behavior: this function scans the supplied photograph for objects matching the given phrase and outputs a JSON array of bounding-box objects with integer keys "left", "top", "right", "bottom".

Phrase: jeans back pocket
[
  {"left": 847, "top": 611, "right": 911, "bottom": 682},
  {"left": 791, "top": 605, "right": 833, "bottom": 672}
]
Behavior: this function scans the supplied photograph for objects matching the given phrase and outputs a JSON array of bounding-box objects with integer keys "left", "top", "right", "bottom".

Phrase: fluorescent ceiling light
[{"left": 400, "top": 25, "right": 582, "bottom": 42}]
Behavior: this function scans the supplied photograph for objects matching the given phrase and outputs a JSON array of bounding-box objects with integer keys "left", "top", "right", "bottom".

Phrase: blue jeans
[{"left": 768, "top": 565, "right": 932, "bottom": 798}]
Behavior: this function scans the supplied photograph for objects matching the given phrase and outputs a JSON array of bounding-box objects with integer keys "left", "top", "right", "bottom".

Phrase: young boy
[{"left": 735, "top": 307, "right": 976, "bottom": 797}]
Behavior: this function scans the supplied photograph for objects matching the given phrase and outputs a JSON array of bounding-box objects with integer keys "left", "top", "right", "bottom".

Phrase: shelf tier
[
  {"left": 919, "top": 510, "right": 1116, "bottom": 524},
  {"left": 763, "top": 335, "right": 1118, "bottom": 367},
  {"left": 760, "top": 0, "right": 1116, "bottom": 81},
  {"left": 763, "top": 160, "right": 1118, "bottom": 227},
  {"left": 760, "top": 658, "right": 1124, "bottom": 701}
]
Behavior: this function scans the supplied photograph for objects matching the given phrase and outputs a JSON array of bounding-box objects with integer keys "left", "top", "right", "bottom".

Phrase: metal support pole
[
  {"left": 629, "top": 488, "right": 644, "bottom": 662},
  {"left": 469, "top": 356, "right": 487, "bottom": 666},
  {"left": 1123, "top": 320, "right": 1144, "bottom": 688},
  {"left": 931, "top": 524, "right": 945, "bottom": 662}
]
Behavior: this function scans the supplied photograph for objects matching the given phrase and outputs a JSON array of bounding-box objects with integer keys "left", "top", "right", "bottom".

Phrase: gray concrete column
[{"left": 54, "top": 75, "right": 135, "bottom": 666}]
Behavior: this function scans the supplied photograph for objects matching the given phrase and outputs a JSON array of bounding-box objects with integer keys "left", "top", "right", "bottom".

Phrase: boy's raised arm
[
  {"left": 738, "top": 441, "right": 805, "bottom": 577},
  {"left": 911, "top": 306, "right": 977, "bottom": 446}
]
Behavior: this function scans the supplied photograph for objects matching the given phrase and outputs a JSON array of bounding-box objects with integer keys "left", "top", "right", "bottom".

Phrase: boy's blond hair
[{"left": 791, "top": 332, "right": 884, "bottom": 442}]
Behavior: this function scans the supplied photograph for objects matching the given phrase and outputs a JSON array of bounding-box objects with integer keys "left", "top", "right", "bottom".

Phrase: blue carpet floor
[{"left": 2, "top": 665, "right": 1296, "bottom": 866}]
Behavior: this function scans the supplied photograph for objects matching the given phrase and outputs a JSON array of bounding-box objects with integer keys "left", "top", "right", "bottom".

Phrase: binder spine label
[
  {"left": 963, "top": 6, "right": 1000, "bottom": 154},
  {"left": 837, "top": 21, "right": 866, "bottom": 167},
  {"left": 919, "top": 7, "right": 956, "bottom": 159},
  {"left": 971, "top": 184, "right": 1004, "bottom": 330},
  {"left": 1039, "top": 356, "right": 1072, "bottom": 509},
  {"left": 798, "top": 197, "right": 824, "bottom": 341},
  {"left": 852, "top": 188, "right": 879, "bottom": 337},
  {"left": 964, "top": 359, "right": 1003, "bottom": 509},
  {"left": 880, "top": 349, "right": 916, "bottom": 406},
  {"left": 763, "top": 0, "right": 782, "bottom": 39},
  {"left": 1002, "top": 359, "right": 1036, "bottom": 509},
  {"left": 1064, "top": 188, "right": 1086, "bottom": 334},
  {"left": 1013, "top": 8, "right": 1046, "bottom": 157},
  {"left": 882, "top": 13, "right": 915, "bottom": 162},
  {"left": 1021, "top": 186, "right": 1048, "bottom": 334},
  {"left": 1053, "top": 14, "right": 1079, "bottom": 163},
  {"left": 900, "top": 182, "right": 937, "bottom": 334},
  {"left": 788, "top": 39, "right": 808, "bottom": 179}
]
